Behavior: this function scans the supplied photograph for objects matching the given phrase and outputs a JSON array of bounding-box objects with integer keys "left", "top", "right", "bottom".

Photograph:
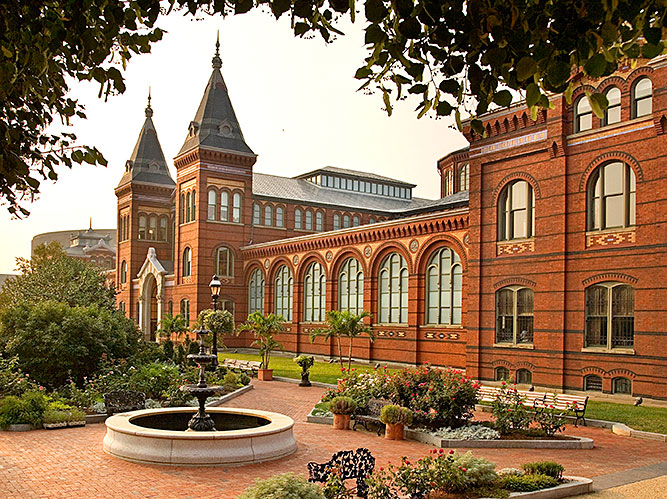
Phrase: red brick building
[{"left": 115, "top": 45, "right": 666, "bottom": 400}]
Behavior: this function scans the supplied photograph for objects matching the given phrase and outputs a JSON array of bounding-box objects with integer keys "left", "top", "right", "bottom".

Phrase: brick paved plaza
[{"left": 1, "top": 381, "right": 666, "bottom": 498}]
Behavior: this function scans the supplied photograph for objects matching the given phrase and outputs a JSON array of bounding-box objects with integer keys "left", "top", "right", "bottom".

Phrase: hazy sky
[{"left": 0, "top": 10, "right": 468, "bottom": 274}]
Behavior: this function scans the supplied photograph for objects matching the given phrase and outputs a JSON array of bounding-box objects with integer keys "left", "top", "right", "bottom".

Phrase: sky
[{"left": 0, "top": 9, "right": 468, "bottom": 274}]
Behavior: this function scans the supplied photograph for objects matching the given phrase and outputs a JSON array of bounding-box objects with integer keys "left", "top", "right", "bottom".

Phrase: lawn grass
[{"left": 585, "top": 400, "right": 667, "bottom": 434}]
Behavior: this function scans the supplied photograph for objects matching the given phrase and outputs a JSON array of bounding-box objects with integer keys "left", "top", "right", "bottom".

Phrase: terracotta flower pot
[
  {"left": 258, "top": 368, "right": 273, "bottom": 381},
  {"left": 384, "top": 422, "right": 404, "bottom": 440},
  {"left": 332, "top": 413, "right": 351, "bottom": 430}
]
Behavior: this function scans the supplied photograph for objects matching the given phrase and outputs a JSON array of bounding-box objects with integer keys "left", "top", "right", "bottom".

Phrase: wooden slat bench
[
  {"left": 221, "top": 359, "right": 262, "bottom": 377},
  {"left": 352, "top": 398, "right": 393, "bottom": 435}
]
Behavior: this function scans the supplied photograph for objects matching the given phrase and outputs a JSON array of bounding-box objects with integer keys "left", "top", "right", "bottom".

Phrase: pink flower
[
  {"left": 38, "top": 386, "right": 44, "bottom": 391},
  {"left": 449, "top": 449, "right": 454, "bottom": 454}
]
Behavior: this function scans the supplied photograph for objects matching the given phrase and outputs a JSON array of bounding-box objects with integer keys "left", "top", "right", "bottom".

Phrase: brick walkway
[{"left": 0, "top": 381, "right": 666, "bottom": 498}]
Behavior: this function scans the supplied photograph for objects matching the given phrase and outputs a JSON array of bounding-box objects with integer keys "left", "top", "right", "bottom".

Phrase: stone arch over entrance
[{"left": 137, "top": 248, "right": 167, "bottom": 341}]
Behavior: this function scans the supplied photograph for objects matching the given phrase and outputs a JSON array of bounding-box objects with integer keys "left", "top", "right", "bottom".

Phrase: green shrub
[
  {"left": 174, "top": 344, "right": 187, "bottom": 365},
  {"left": 532, "top": 403, "right": 568, "bottom": 436},
  {"left": 42, "top": 408, "right": 70, "bottom": 424},
  {"left": 0, "top": 356, "right": 37, "bottom": 397},
  {"left": 238, "top": 472, "right": 325, "bottom": 499},
  {"left": 380, "top": 405, "right": 413, "bottom": 425},
  {"left": 522, "top": 461, "right": 564, "bottom": 480},
  {"left": 491, "top": 382, "right": 532, "bottom": 434},
  {"left": 128, "top": 362, "right": 180, "bottom": 399},
  {"left": 163, "top": 385, "right": 195, "bottom": 407},
  {"left": 161, "top": 340, "right": 174, "bottom": 361},
  {"left": 238, "top": 372, "right": 251, "bottom": 386},
  {"left": 0, "top": 390, "right": 49, "bottom": 428},
  {"left": 329, "top": 396, "right": 356, "bottom": 415},
  {"left": 223, "top": 372, "right": 240, "bottom": 391},
  {"left": 501, "top": 473, "right": 558, "bottom": 492}
]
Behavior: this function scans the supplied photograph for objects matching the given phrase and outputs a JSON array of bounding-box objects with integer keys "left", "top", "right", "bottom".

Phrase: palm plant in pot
[
  {"left": 294, "top": 355, "right": 314, "bottom": 387},
  {"left": 380, "top": 405, "right": 413, "bottom": 440},
  {"left": 329, "top": 396, "right": 356, "bottom": 430},
  {"left": 237, "top": 312, "right": 285, "bottom": 381}
]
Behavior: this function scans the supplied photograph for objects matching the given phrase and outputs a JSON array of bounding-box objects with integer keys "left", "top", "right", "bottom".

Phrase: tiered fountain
[{"left": 103, "top": 327, "right": 296, "bottom": 465}]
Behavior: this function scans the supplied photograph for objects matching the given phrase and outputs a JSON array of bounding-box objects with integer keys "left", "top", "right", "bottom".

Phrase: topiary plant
[
  {"left": 501, "top": 473, "right": 559, "bottom": 492},
  {"left": 329, "top": 396, "right": 357, "bottom": 415},
  {"left": 238, "top": 472, "right": 325, "bottom": 499},
  {"left": 380, "top": 404, "right": 413, "bottom": 425}
]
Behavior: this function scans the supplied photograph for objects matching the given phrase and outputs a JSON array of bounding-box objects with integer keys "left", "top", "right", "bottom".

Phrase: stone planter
[
  {"left": 258, "top": 369, "right": 273, "bottom": 381},
  {"left": 44, "top": 422, "right": 68, "bottom": 430},
  {"left": 67, "top": 420, "right": 86, "bottom": 427},
  {"left": 332, "top": 413, "right": 351, "bottom": 430},
  {"left": 385, "top": 422, "right": 404, "bottom": 440},
  {"left": 6, "top": 424, "right": 33, "bottom": 432},
  {"left": 299, "top": 372, "right": 312, "bottom": 387}
]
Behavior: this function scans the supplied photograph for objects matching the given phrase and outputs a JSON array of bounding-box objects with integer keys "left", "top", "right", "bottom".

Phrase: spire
[
  {"left": 177, "top": 34, "right": 255, "bottom": 158},
  {"left": 145, "top": 87, "right": 153, "bottom": 118}
]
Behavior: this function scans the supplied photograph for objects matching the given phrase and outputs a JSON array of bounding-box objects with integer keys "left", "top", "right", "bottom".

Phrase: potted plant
[
  {"left": 237, "top": 312, "right": 285, "bottom": 381},
  {"left": 380, "top": 404, "right": 413, "bottom": 440},
  {"left": 294, "top": 355, "right": 314, "bottom": 387},
  {"left": 329, "top": 396, "right": 356, "bottom": 430}
]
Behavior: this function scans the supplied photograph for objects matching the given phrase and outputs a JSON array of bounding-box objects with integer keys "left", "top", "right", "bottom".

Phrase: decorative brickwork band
[
  {"left": 579, "top": 152, "right": 644, "bottom": 191},
  {"left": 493, "top": 277, "right": 537, "bottom": 289},
  {"left": 376, "top": 330, "right": 407, "bottom": 338},
  {"left": 582, "top": 272, "right": 638, "bottom": 286},
  {"left": 493, "top": 172, "right": 541, "bottom": 203},
  {"left": 585, "top": 229, "right": 635, "bottom": 248},
  {"left": 496, "top": 239, "right": 535, "bottom": 256},
  {"left": 424, "top": 331, "right": 460, "bottom": 341}
]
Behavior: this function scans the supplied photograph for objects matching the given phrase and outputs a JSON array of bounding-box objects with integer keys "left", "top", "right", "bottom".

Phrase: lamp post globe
[{"left": 209, "top": 275, "right": 222, "bottom": 366}]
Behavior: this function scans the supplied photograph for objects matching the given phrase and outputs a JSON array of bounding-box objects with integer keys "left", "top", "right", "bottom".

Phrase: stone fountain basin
[{"left": 103, "top": 407, "right": 296, "bottom": 466}]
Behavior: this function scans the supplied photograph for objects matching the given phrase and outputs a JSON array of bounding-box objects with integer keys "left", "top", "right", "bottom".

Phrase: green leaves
[
  {"left": 493, "top": 90, "right": 512, "bottom": 107},
  {"left": 586, "top": 92, "right": 608, "bottom": 119},
  {"left": 365, "top": 0, "right": 388, "bottom": 22},
  {"left": 584, "top": 54, "right": 608, "bottom": 78},
  {"left": 516, "top": 57, "right": 537, "bottom": 82}
]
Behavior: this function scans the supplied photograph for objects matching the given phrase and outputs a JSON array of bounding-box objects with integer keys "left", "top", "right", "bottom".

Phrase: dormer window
[
  {"left": 125, "top": 160, "right": 133, "bottom": 172},
  {"left": 219, "top": 122, "right": 233, "bottom": 137},
  {"left": 188, "top": 121, "right": 199, "bottom": 136}
]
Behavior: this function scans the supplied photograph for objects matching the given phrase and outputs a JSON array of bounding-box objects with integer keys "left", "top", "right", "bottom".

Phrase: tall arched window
[
  {"left": 632, "top": 77, "right": 652, "bottom": 118},
  {"left": 208, "top": 189, "right": 217, "bottom": 220},
  {"left": 585, "top": 283, "right": 634, "bottom": 349},
  {"left": 458, "top": 164, "right": 469, "bottom": 191},
  {"left": 180, "top": 193, "right": 185, "bottom": 224},
  {"left": 305, "top": 210, "right": 313, "bottom": 230},
  {"left": 119, "top": 301, "right": 126, "bottom": 315},
  {"left": 575, "top": 95, "right": 593, "bottom": 132},
  {"left": 378, "top": 253, "right": 408, "bottom": 324},
  {"left": 603, "top": 87, "right": 621, "bottom": 126},
  {"left": 216, "top": 247, "right": 233, "bottom": 277},
  {"left": 343, "top": 215, "right": 351, "bottom": 228},
  {"left": 120, "top": 260, "right": 127, "bottom": 284},
  {"left": 138, "top": 215, "right": 147, "bottom": 240},
  {"left": 338, "top": 258, "right": 364, "bottom": 314},
  {"left": 498, "top": 180, "right": 535, "bottom": 240},
  {"left": 190, "top": 190, "right": 196, "bottom": 221},
  {"left": 232, "top": 192, "right": 241, "bottom": 223},
  {"left": 588, "top": 162, "right": 636, "bottom": 230},
  {"left": 252, "top": 203, "right": 261, "bottom": 225},
  {"left": 185, "top": 192, "right": 191, "bottom": 222},
  {"left": 248, "top": 268, "right": 265, "bottom": 315},
  {"left": 316, "top": 212, "right": 324, "bottom": 231},
  {"left": 426, "top": 247, "right": 462, "bottom": 325},
  {"left": 304, "top": 262, "right": 326, "bottom": 322},
  {"left": 274, "top": 265, "right": 293, "bottom": 321},
  {"left": 496, "top": 287, "right": 533, "bottom": 344},
  {"left": 352, "top": 215, "right": 360, "bottom": 227},
  {"left": 182, "top": 247, "right": 191, "bottom": 277},
  {"left": 264, "top": 205, "right": 273, "bottom": 226},
  {"left": 159, "top": 216, "right": 168, "bottom": 241},
  {"left": 276, "top": 206, "right": 284, "bottom": 227},
  {"left": 295, "top": 209, "right": 302, "bottom": 229},
  {"left": 148, "top": 215, "right": 157, "bottom": 241},
  {"left": 180, "top": 298, "right": 190, "bottom": 323},
  {"left": 220, "top": 191, "right": 229, "bottom": 221},
  {"left": 333, "top": 214, "right": 341, "bottom": 230}
]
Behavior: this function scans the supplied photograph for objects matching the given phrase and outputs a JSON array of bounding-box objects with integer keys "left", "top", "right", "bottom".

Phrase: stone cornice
[{"left": 174, "top": 147, "right": 257, "bottom": 169}]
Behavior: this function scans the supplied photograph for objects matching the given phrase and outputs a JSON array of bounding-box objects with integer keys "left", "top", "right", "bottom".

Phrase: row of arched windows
[
  {"left": 180, "top": 189, "right": 197, "bottom": 224},
  {"left": 574, "top": 77, "right": 652, "bottom": 133},
  {"left": 248, "top": 249, "right": 463, "bottom": 325},
  {"left": 253, "top": 203, "right": 285, "bottom": 228},
  {"left": 248, "top": 204, "right": 375, "bottom": 232},
  {"left": 442, "top": 163, "right": 469, "bottom": 197},
  {"left": 138, "top": 213, "right": 169, "bottom": 241},
  {"left": 207, "top": 188, "right": 242, "bottom": 223},
  {"left": 494, "top": 367, "right": 634, "bottom": 394}
]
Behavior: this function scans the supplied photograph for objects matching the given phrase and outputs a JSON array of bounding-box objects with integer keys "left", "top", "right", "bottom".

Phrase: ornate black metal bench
[
  {"left": 352, "top": 398, "right": 392, "bottom": 435},
  {"left": 103, "top": 390, "right": 146, "bottom": 416},
  {"left": 308, "top": 448, "right": 375, "bottom": 498}
]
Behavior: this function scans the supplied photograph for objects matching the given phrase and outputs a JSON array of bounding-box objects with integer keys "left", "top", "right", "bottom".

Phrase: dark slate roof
[
  {"left": 296, "top": 166, "right": 416, "bottom": 187},
  {"left": 117, "top": 100, "right": 175, "bottom": 188},
  {"left": 252, "top": 173, "right": 467, "bottom": 213},
  {"left": 178, "top": 44, "right": 255, "bottom": 157}
]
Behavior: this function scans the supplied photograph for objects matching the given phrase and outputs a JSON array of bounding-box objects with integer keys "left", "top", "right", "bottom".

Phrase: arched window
[
  {"left": 632, "top": 77, "right": 652, "bottom": 118},
  {"left": 498, "top": 180, "right": 535, "bottom": 240},
  {"left": 180, "top": 193, "right": 185, "bottom": 224},
  {"left": 208, "top": 189, "right": 217, "bottom": 220},
  {"left": 264, "top": 205, "right": 273, "bottom": 226},
  {"left": 148, "top": 215, "right": 157, "bottom": 241},
  {"left": 584, "top": 374, "right": 602, "bottom": 392},
  {"left": 120, "top": 260, "right": 127, "bottom": 284},
  {"left": 218, "top": 191, "right": 229, "bottom": 221},
  {"left": 378, "top": 253, "right": 408, "bottom": 324},
  {"left": 603, "top": 87, "right": 621, "bottom": 126},
  {"left": 305, "top": 210, "right": 313, "bottom": 230},
  {"left": 248, "top": 268, "right": 265, "bottom": 315},
  {"left": 575, "top": 95, "right": 593, "bottom": 132},
  {"left": 588, "top": 162, "right": 635, "bottom": 230},
  {"left": 276, "top": 206, "right": 284, "bottom": 227},
  {"left": 138, "top": 215, "right": 147, "bottom": 240},
  {"left": 612, "top": 377, "right": 632, "bottom": 395},
  {"left": 232, "top": 192, "right": 241, "bottom": 223},
  {"left": 458, "top": 164, "right": 469, "bottom": 191},
  {"left": 159, "top": 216, "right": 168, "bottom": 241},
  {"left": 185, "top": 192, "right": 191, "bottom": 222},
  {"left": 369, "top": 218, "right": 376, "bottom": 224},
  {"left": 119, "top": 301, "right": 126, "bottom": 315},
  {"left": 496, "top": 287, "right": 533, "bottom": 344},
  {"left": 304, "top": 262, "right": 326, "bottom": 322},
  {"left": 516, "top": 369, "right": 532, "bottom": 385},
  {"left": 274, "top": 265, "right": 293, "bottom": 321},
  {"left": 216, "top": 247, "right": 233, "bottom": 277},
  {"left": 338, "top": 258, "right": 364, "bottom": 314},
  {"left": 252, "top": 203, "right": 261, "bottom": 225},
  {"left": 585, "top": 283, "right": 634, "bottom": 349},
  {"left": 190, "top": 190, "right": 196, "bottom": 221},
  {"left": 343, "top": 215, "right": 351, "bottom": 228},
  {"left": 333, "top": 214, "right": 341, "bottom": 230},
  {"left": 352, "top": 215, "right": 360, "bottom": 227},
  {"left": 494, "top": 366, "right": 509, "bottom": 381},
  {"left": 426, "top": 247, "right": 462, "bottom": 325},
  {"left": 295, "top": 209, "right": 302, "bottom": 229},
  {"left": 182, "top": 247, "right": 191, "bottom": 277},
  {"left": 180, "top": 298, "right": 190, "bottom": 323},
  {"left": 316, "top": 212, "right": 324, "bottom": 231}
]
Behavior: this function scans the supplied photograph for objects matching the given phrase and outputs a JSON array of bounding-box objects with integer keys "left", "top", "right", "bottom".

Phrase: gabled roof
[
  {"left": 296, "top": 166, "right": 416, "bottom": 187},
  {"left": 117, "top": 97, "right": 175, "bottom": 188},
  {"left": 178, "top": 41, "right": 255, "bottom": 157}
]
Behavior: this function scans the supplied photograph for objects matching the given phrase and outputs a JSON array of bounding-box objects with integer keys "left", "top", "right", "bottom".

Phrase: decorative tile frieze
[
  {"left": 586, "top": 230, "right": 635, "bottom": 248},
  {"left": 496, "top": 239, "right": 535, "bottom": 256},
  {"left": 376, "top": 330, "right": 407, "bottom": 338},
  {"left": 424, "top": 331, "right": 460, "bottom": 341}
]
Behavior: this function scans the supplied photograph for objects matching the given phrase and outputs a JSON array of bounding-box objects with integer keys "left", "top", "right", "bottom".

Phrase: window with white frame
[
  {"left": 208, "top": 189, "right": 217, "bottom": 220},
  {"left": 305, "top": 210, "right": 313, "bottom": 231},
  {"left": 276, "top": 206, "right": 284, "bottom": 227},
  {"left": 180, "top": 298, "right": 190, "bottom": 322},
  {"left": 295, "top": 208, "right": 302, "bottom": 229},
  {"left": 426, "top": 247, "right": 462, "bottom": 325},
  {"left": 631, "top": 77, "right": 652, "bottom": 118},
  {"left": 585, "top": 283, "right": 634, "bottom": 349},
  {"left": 220, "top": 191, "right": 229, "bottom": 221},
  {"left": 316, "top": 211, "right": 323, "bottom": 231},
  {"left": 498, "top": 180, "right": 535, "bottom": 240},
  {"left": 274, "top": 265, "right": 293, "bottom": 321},
  {"left": 458, "top": 164, "right": 469, "bottom": 191},
  {"left": 120, "top": 260, "right": 127, "bottom": 284},
  {"left": 378, "top": 253, "right": 408, "bottom": 324},
  {"left": 252, "top": 203, "right": 261, "bottom": 225},
  {"left": 603, "top": 87, "right": 621, "bottom": 126},
  {"left": 216, "top": 247, "right": 233, "bottom": 277},
  {"left": 304, "top": 262, "right": 326, "bottom": 322},
  {"left": 182, "top": 248, "right": 191, "bottom": 277},
  {"left": 338, "top": 258, "right": 364, "bottom": 314},
  {"left": 138, "top": 215, "right": 147, "bottom": 240},
  {"left": 232, "top": 192, "right": 241, "bottom": 223},
  {"left": 495, "top": 286, "right": 533, "bottom": 344},
  {"left": 588, "top": 162, "right": 635, "bottom": 231},
  {"left": 264, "top": 205, "right": 273, "bottom": 226},
  {"left": 575, "top": 95, "right": 593, "bottom": 132}
]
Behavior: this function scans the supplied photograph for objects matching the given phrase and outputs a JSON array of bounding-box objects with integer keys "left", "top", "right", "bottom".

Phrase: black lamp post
[{"left": 209, "top": 274, "right": 221, "bottom": 366}]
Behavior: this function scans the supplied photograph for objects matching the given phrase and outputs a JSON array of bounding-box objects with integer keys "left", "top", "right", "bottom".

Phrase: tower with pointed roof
[{"left": 115, "top": 94, "right": 175, "bottom": 340}]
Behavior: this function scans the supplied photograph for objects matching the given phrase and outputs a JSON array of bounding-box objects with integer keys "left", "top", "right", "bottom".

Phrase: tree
[
  {"left": 0, "top": 242, "right": 117, "bottom": 313},
  {"left": 157, "top": 313, "right": 189, "bottom": 342},
  {"left": 237, "top": 312, "right": 285, "bottom": 370},
  {"left": 310, "top": 310, "right": 375, "bottom": 371},
  {"left": 193, "top": 309, "right": 235, "bottom": 348}
]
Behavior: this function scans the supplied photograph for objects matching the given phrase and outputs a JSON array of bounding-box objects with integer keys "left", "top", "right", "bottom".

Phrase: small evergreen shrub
[
  {"left": 237, "top": 372, "right": 251, "bottom": 386},
  {"left": 329, "top": 396, "right": 356, "bottom": 415},
  {"left": 501, "top": 473, "right": 559, "bottom": 492},
  {"left": 223, "top": 372, "right": 240, "bottom": 391},
  {"left": 238, "top": 472, "right": 325, "bottom": 499},
  {"left": 522, "top": 461, "right": 564, "bottom": 480},
  {"left": 380, "top": 405, "right": 413, "bottom": 425},
  {"left": 0, "top": 391, "right": 49, "bottom": 428}
]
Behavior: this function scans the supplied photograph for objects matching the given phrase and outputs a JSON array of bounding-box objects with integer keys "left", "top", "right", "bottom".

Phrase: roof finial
[
  {"left": 212, "top": 31, "right": 222, "bottom": 70},
  {"left": 89, "top": 216, "right": 92, "bottom": 230},
  {"left": 145, "top": 86, "right": 153, "bottom": 118}
]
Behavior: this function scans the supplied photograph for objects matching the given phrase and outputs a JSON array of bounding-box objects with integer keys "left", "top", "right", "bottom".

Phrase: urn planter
[
  {"left": 385, "top": 422, "right": 405, "bottom": 440},
  {"left": 258, "top": 368, "right": 273, "bottom": 381},
  {"left": 299, "top": 372, "right": 312, "bottom": 387},
  {"left": 333, "top": 413, "right": 351, "bottom": 430}
]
